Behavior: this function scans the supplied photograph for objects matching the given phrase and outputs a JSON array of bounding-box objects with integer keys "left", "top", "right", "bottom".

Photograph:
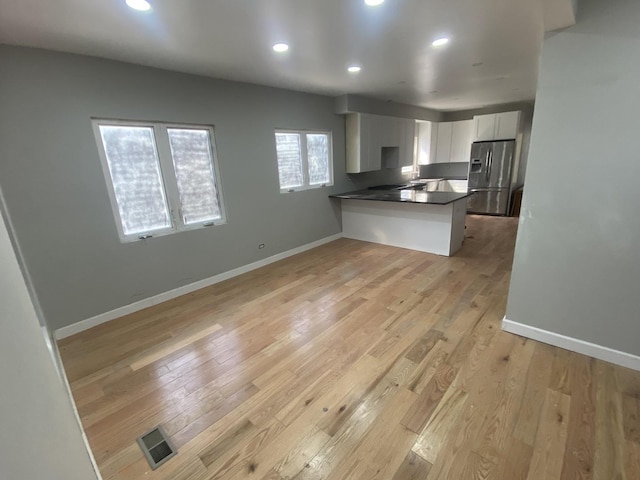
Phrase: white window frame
[
  {"left": 274, "top": 129, "right": 334, "bottom": 193},
  {"left": 92, "top": 118, "right": 227, "bottom": 243}
]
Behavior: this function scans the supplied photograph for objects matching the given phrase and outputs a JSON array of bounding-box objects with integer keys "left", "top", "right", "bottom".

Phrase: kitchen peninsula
[{"left": 330, "top": 187, "right": 470, "bottom": 256}]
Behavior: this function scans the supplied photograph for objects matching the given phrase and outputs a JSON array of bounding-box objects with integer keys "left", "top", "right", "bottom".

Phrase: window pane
[
  {"left": 275, "top": 133, "right": 304, "bottom": 189},
  {"left": 167, "top": 128, "right": 221, "bottom": 225},
  {"left": 99, "top": 125, "right": 171, "bottom": 236},
  {"left": 307, "top": 134, "right": 330, "bottom": 185}
]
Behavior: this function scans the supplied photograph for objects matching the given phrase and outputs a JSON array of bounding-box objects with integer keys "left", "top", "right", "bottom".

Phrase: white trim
[
  {"left": 502, "top": 317, "right": 640, "bottom": 371},
  {"left": 91, "top": 119, "right": 227, "bottom": 243},
  {"left": 275, "top": 129, "right": 334, "bottom": 193},
  {"left": 55, "top": 233, "right": 343, "bottom": 340}
]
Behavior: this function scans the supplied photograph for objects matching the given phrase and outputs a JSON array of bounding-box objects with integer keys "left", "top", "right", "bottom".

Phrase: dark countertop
[
  {"left": 330, "top": 189, "right": 472, "bottom": 205},
  {"left": 439, "top": 176, "right": 468, "bottom": 180},
  {"left": 412, "top": 176, "right": 468, "bottom": 182}
]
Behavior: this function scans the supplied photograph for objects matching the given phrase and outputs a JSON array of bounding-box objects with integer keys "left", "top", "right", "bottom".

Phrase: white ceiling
[{"left": 0, "top": 0, "right": 571, "bottom": 111}]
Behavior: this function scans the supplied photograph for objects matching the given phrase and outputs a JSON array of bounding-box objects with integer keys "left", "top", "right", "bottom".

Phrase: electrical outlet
[{"left": 258, "top": 243, "right": 265, "bottom": 249}]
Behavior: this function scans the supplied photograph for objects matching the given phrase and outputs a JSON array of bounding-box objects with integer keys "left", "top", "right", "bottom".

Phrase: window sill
[
  {"left": 120, "top": 219, "right": 227, "bottom": 243},
  {"left": 280, "top": 183, "right": 333, "bottom": 194}
]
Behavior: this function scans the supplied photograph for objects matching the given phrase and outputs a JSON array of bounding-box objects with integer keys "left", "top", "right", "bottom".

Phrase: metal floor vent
[{"left": 137, "top": 426, "right": 177, "bottom": 470}]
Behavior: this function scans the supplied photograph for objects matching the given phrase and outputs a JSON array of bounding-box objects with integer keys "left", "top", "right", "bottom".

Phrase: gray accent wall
[
  {"left": 0, "top": 46, "right": 398, "bottom": 331},
  {"left": 506, "top": 0, "right": 640, "bottom": 356},
  {"left": 440, "top": 101, "right": 535, "bottom": 123},
  {"left": 335, "top": 94, "right": 442, "bottom": 122},
  {"left": 0, "top": 201, "right": 98, "bottom": 479},
  {"left": 418, "top": 162, "right": 469, "bottom": 179}
]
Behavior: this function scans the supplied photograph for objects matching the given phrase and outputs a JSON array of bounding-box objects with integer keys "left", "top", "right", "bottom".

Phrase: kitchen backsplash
[{"left": 418, "top": 162, "right": 469, "bottom": 179}]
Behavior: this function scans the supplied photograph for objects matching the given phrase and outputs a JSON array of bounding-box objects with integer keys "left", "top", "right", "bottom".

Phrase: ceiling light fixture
[
  {"left": 432, "top": 37, "right": 450, "bottom": 47},
  {"left": 272, "top": 43, "right": 289, "bottom": 53},
  {"left": 348, "top": 65, "right": 362, "bottom": 73},
  {"left": 364, "top": 0, "right": 385, "bottom": 5},
  {"left": 125, "top": 0, "right": 151, "bottom": 11}
]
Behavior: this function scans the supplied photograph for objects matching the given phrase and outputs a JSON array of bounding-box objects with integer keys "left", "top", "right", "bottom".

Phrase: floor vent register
[{"left": 137, "top": 426, "right": 177, "bottom": 470}]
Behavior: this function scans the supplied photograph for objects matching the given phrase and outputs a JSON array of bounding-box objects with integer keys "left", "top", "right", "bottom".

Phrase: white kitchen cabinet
[
  {"left": 473, "top": 111, "right": 521, "bottom": 141},
  {"left": 434, "top": 122, "right": 453, "bottom": 164},
  {"left": 347, "top": 113, "right": 376, "bottom": 173},
  {"left": 473, "top": 115, "right": 497, "bottom": 142},
  {"left": 416, "top": 121, "right": 434, "bottom": 165},
  {"left": 346, "top": 113, "right": 415, "bottom": 173},
  {"left": 450, "top": 120, "right": 474, "bottom": 163},
  {"left": 427, "top": 120, "right": 474, "bottom": 164},
  {"left": 347, "top": 113, "right": 372, "bottom": 173},
  {"left": 495, "top": 111, "right": 520, "bottom": 140},
  {"left": 399, "top": 118, "right": 415, "bottom": 168}
]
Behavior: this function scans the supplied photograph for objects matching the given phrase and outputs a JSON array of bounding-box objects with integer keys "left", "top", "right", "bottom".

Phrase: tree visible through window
[
  {"left": 93, "top": 120, "right": 226, "bottom": 242},
  {"left": 275, "top": 130, "right": 333, "bottom": 192}
]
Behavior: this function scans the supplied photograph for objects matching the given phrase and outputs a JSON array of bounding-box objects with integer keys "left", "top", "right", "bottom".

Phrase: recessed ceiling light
[
  {"left": 272, "top": 43, "right": 289, "bottom": 53},
  {"left": 125, "top": 0, "right": 151, "bottom": 11},
  {"left": 364, "top": 0, "right": 384, "bottom": 6},
  {"left": 432, "top": 37, "right": 450, "bottom": 47},
  {"left": 348, "top": 65, "right": 362, "bottom": 73}
]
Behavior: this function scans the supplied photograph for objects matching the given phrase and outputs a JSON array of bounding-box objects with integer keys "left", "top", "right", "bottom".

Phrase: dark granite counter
[{"left": 330, "top": 189, "right": 471, "bottom": 205}]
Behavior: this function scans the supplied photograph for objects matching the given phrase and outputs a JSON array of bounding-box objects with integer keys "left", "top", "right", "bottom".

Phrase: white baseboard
[
  {"left": 55, "top": 233, "right": 343, "bottom": 340},
  {"left": 502, "top": 317, "right": 640, "bottom": 371}
]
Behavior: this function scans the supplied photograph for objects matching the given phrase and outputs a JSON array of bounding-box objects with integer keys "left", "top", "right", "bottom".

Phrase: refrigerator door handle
[
  {"left": 485, "top": 150, "right": 492, "bottom": 182},
  {"left": 489, "top": 150, "right": 494, "bottom": 180}
]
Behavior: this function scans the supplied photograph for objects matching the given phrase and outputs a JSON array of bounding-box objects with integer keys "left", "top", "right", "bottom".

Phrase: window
[
  {"left": 275, "top": 130, "right": 333, "bottom": 192},
  {"left": 92, "top": 119, "right": 225, "bottom": 242}
]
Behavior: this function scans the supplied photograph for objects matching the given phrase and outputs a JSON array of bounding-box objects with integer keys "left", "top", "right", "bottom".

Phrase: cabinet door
[
  {"left": 495, "top": 111, "right": 520, "bottom": 140},
  {"left": 359, "top": 114, "right": 372, "bottom": 172},
  {"left": 435, "top": 122, "right": 453, "bottom": 163},
  {"left": 450, "top": 120, "right": 474, "bottom": 163},
  {"left": 473, "top": 114, "right": 497, "bottom": 141},
  {"left": 372, "top": 114, "right": 390, "bottom": 146},
  {"left": 346, "top": 113, "right": 364, "bottom": 173},
  {"left": 416, "top": 121, "right": 432, "bottom": 165},
  {"left": 366, "top": 114, "right": 382, "bottom": 171},
  {"left": 400, "top": 119, "right": 416, "bottom": 166},
  {"left": 388, "top": 117, "right": 403, "bottom": 147}
]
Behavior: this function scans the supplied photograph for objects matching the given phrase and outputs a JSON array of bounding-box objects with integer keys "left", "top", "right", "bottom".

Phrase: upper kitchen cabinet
[
  {"left": 346, "top": 113, "right": 415, "bottom": 173},
  {"left": 473, "top": 111, "right": 521, "bottom": 141},
  {"left": 346, "top": 113, "right": 375, "bottom": 173},
  {"left": 399, "top": 118, "right": 416, "bottom": 168},
  {"left": 434, "top": 122, "right": 453, "bottom": 164},
  {"left": 420, "top": 120, "right": 474, "bottom": 164},
  {"left": 450, "top": 120, "right": 474, "bottom": 163}
]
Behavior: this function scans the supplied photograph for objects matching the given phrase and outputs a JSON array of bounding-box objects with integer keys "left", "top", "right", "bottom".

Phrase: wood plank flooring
[{"left": 58, "top": 215, "right": 640, "bottom": 480}]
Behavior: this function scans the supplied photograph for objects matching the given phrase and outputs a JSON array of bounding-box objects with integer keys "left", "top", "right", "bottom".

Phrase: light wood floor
[{"left": 59, "top": 215, "right": 640, "bottom": 480}]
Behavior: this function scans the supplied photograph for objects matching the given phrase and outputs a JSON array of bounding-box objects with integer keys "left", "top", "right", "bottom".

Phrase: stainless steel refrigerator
[{"left": 467, "top": 140, "right": 515, "bottom": 215}]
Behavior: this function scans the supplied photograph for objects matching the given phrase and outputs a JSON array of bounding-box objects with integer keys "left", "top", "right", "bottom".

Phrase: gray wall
[
  {"left": 440, "top": 101, "right": 534, "bottom": 122},
  {"left": 418, "top": 162, "right": 469, "bottom": 179},
  {"left": 506, "top": 0, "right": 640, "bottom": 356},
  {"left": 0, "top": 46, "right": 399, "bottom": 331},
  {"left": 335, "top": 94, "right": 442, "bottom": 122},
  {"left": 0, "top": 200, "right": 99, "bottom": 479}
]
